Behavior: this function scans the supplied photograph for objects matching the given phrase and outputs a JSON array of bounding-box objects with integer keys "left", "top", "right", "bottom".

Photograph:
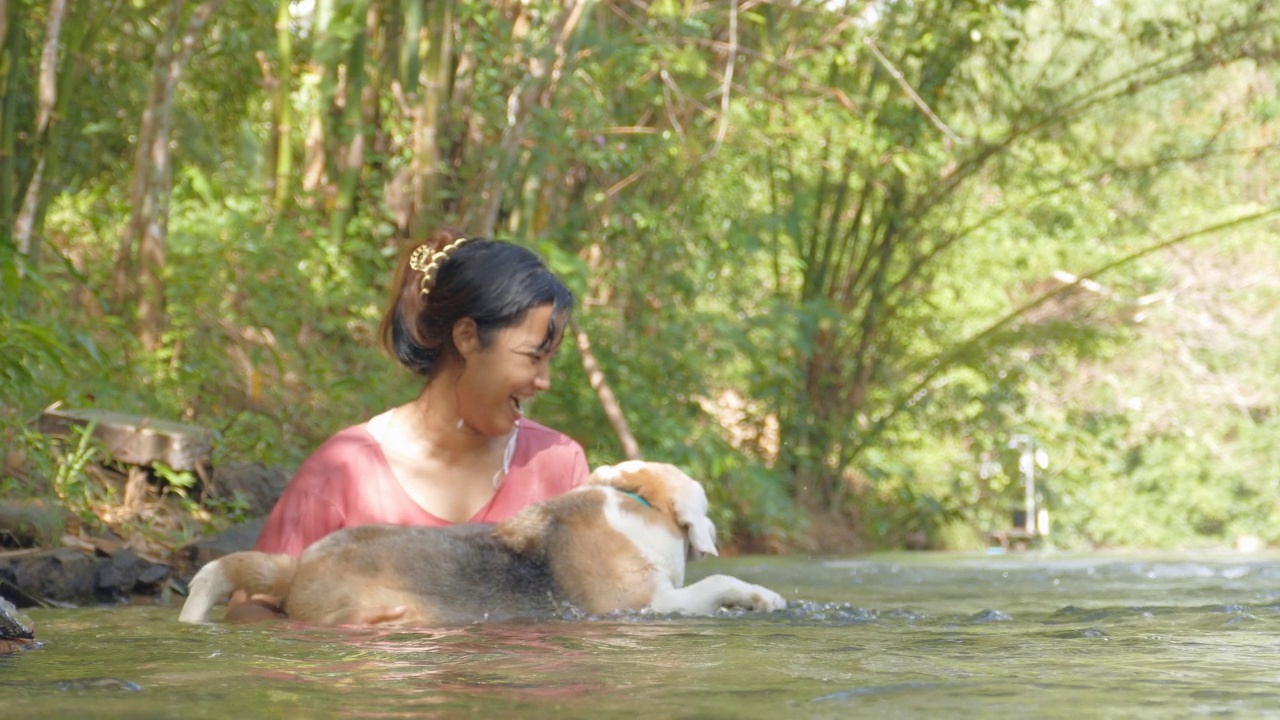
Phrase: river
[{"left": 5, "top": 551, "right": 1280, "bottom": 718}]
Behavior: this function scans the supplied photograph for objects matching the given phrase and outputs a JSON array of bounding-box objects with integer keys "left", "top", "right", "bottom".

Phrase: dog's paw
[{"left": 747, "top": 585, "right": 787, "bottom": 612}]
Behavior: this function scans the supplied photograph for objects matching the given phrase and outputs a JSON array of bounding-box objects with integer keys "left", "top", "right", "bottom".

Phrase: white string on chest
[{"left": 494, "top": 423, "right": 519, "bottom": 488}]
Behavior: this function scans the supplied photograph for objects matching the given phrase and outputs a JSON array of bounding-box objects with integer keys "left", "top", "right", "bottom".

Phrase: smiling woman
[{"left": 250, "top": 229, "right": 588, "bottom": 564}]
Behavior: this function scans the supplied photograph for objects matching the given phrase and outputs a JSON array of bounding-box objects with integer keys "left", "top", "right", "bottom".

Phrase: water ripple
[
  {"left": 812, "top": 680, "right": 952, "bottom": 702},
  {"left": 770, "top": 601, "right": 882, "bottom": 625},
  {"left": 968, "top": 609, "right": 1013, "bottom": 623},
  {"left": 1046, "top": 605, "right": 1156, "bottom": 623},
  {"left": 1040, "top": 627, "right": 1109, "bottom": 639}
]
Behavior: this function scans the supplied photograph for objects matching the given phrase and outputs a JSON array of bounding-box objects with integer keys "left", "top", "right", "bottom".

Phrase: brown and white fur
[{"left": 179, "top": 461, "right": 785, "bottom": 626}]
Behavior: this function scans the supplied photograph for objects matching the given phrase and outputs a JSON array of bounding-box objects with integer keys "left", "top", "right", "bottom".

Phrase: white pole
[{"left": 1023, "top": 442, "right": 1036, "bottom": 535}]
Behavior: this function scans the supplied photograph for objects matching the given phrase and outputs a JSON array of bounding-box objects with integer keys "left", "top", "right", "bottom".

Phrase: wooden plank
[{"left": 36, "top": 408, "right": 214, "bottom": 471}]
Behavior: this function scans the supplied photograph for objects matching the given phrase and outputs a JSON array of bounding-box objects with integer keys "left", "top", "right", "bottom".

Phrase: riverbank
[{"left": 0, "top": 461, "right": 287, "bottom": 610}]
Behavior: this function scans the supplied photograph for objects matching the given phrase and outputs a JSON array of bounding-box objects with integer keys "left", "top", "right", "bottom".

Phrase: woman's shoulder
[
  {"left": 515, "top": 417, "right": 582, "bottom": 448},
  {"left": 312, "top": 423, "right": 381, "bottom": 452},
  {"left": 512, "top": 418, "right": 588, "bottom": 477},
  {"left": 292, "top": 423, "right": 389, "bottom": 483}
]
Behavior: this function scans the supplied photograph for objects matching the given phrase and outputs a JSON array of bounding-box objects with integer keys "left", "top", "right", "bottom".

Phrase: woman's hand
[{"left": 224, "top": 589, "right": 285, "bottom": 623}]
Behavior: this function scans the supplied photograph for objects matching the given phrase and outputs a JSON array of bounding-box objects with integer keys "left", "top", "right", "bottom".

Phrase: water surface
[{"left": 6, "top": 551, "right": 1280, "bottom": 718}]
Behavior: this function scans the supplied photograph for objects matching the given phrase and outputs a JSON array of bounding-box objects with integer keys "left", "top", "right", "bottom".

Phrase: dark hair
[{"left": 378, "top": 228, "right": 575, "bottom": 377}]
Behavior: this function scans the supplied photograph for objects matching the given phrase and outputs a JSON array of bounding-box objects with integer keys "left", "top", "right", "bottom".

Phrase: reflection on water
[{"left": 6, "top": 552, "right": 1280, "bottom": 718}]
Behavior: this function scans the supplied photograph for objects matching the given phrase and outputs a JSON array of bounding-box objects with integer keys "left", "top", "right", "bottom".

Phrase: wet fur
[{"left": 180, "top": 462, "right": 784, "bottom": 626}]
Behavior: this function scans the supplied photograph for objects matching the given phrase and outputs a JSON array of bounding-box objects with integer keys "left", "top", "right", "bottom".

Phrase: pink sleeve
[{"left": 255, "top": 451, "right": 347, "bottom": 557}]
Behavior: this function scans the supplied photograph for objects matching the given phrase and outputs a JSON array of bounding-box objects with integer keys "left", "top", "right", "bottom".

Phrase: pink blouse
[{"left": 255, "top": 418, "right": 590, "bottom": 556}]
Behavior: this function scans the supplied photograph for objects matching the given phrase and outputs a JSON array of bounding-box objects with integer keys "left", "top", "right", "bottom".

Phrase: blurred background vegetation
[{"left": 2, "top": 0, "right": 1278, "bottom": 554}]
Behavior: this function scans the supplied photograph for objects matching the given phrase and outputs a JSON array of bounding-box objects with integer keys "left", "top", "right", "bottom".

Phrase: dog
[{"left": 179, "top": 461, "right": 786, "bottom": 626}]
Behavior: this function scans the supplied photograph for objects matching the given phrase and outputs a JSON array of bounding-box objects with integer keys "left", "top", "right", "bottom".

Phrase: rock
[
  {"left": 0, "top": 546, "right": 174, "bottom": 606},
  {"left": 91, "top": 549, "right": 170, "bottom": 602},
  {"left": 13, "top": 549, "right": 96, "bottom": 605},
  {"left": 0, "top": 596, "right": 34, "bottom": 640},
  {"left": 0, "top": 596, "right": 37, "bottom": 655},
  {"left": 136, "top": 563, "right": 169, "bottom": 587},
  {"left": 175, "top": 518, "right": 264, "bottom": 577},
  {"left": 0, "top": 591, "right": 37, "bottom": 653},
  {"left": 94, "top": 548, "right": 152, "bottom": 601},
  {"left": 203, "top": 462, "right": 289, "bottom": 517}
]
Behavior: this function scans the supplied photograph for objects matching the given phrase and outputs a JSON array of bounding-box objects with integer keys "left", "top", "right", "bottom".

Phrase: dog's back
[{"left": 286, "top": 523, "right": 559, "bottom": 625}]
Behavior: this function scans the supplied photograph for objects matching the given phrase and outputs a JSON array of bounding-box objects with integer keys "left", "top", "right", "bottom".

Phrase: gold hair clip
[{"left": 409, "top": 237, "right": 472, "bottom": 296}]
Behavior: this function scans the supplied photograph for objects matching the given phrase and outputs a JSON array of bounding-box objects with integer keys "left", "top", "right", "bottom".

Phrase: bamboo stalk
[
  {"left": 0, "top": 2, "right": 23, "bottom": 251},
  {"left": 272, "top": 0, "right": 292, "bottom": 211},
  {"left": 411, "top": 0, "right": 452, "bottom": 238},
  {"left": 326, "top": 0, "right": 370, "bottom": 249},
  {"left": 12, "top": 0, "right": 68, "bottom": 273}
]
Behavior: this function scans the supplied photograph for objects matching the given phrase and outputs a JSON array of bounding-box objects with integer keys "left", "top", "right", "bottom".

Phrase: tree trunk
[
  {"left": 12, "top": 0, "right": 69, "bottom": 279},
  {"left": 398, "top": 0, "right": 421, "bottom": 91},
  {"left": 300, "top": 0, "right": 330, "bottom": 195},
  {"left": 407, "top": 0, "right": 451, "bottom": 238},
  {"left": 0, "top": 2, "right": 22, "bottom": 250},
  {"left": 112, "top": 0, "right": 226, "bottom": 349},
  {"left": 271, "top": 0, "right": 292, "bottom": 211},
  {"left": 309, "top": 0, "right": 342, "bottom": 196}
]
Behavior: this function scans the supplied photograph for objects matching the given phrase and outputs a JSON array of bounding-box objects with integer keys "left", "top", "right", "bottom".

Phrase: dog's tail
[{"left": 179, "top": 551, "right": 298, "bottom": 623}]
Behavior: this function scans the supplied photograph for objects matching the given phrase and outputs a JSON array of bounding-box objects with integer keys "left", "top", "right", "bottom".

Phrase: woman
[{"left": 254, "top": 229, "right": 589, "bottom": 557}]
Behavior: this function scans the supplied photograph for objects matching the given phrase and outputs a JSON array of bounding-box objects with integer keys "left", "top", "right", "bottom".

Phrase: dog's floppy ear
[
  {"left": 592, "top": 461, "right": 719, "bottom": 559},
  {"left": 673, "top": 481, "right": 718, "bottom": 559},
  {"left": 684, "top": 513, "right": 718, "bottom": 560}
]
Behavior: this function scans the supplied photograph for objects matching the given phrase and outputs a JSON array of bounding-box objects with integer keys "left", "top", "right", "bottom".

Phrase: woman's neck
[{"left": 381, "top": 371, "right": 507, "bottom": 464}]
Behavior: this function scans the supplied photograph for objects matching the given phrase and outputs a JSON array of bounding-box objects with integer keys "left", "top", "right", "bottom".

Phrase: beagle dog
[{"left": 179, "top": 461, "right": 786, "bottom": 626}]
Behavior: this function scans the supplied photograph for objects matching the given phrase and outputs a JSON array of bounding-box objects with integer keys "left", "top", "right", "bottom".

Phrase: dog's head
[{"left": 589, "top": 461, "right": 719, "bottom": 560}]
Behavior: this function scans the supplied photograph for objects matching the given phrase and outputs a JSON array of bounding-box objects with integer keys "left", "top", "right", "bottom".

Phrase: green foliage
[
  {"left": 11, "top": 420, "right": 103, "bottom": 529},
  {"left": 0, "top": 319, "right": 68, "bottom": 398},
  {"left": 2, "top": 0, "right": 1279, "bottom": 554},
  {"left": 51, "top": 421, "right": 101, "bottom": 516},
  {"left": 151, "top": 461, "right": 196, "bottom": 492}
]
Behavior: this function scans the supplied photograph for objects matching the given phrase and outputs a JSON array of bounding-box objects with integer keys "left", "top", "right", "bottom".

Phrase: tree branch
[
  {"left": 863, "top": 36, "right": 969, "bottom": 145},
  {"left": 572, "top": 320, "right": 641, "bottom": 460},
  {"left": 854, "top": 205, "right": 1280, "bottom": 459},
  {"left": 703, "top": 0, "right": 738, "bottom": 159}
]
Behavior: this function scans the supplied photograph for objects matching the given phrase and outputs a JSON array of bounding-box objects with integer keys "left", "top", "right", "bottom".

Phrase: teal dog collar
[{"left": 617, "top": 489, "right": 652, "bottom": 509}]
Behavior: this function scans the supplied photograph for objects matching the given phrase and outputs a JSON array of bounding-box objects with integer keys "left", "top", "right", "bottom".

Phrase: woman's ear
[{"left": 452, "top": 317, "right": 481, "bottom": 358}]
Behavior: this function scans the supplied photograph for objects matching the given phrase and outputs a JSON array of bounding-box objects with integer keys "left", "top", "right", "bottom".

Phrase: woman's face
[{"left": 455, "top": 304, "right": 564, "bottom": 437}]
